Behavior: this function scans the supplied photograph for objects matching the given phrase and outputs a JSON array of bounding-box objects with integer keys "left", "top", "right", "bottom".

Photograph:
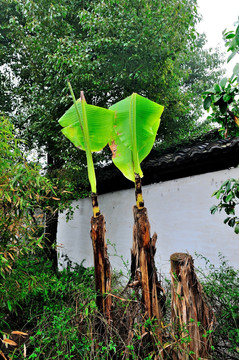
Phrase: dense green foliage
[
  {"left": 0, "top": 0, "right": 223, "bottom": 167},
  {"left": 1, "top": 253, "right": 238, "bottom": 359},
  {"left": 197, "top": 254, "right": 239, "bottom": 359}
]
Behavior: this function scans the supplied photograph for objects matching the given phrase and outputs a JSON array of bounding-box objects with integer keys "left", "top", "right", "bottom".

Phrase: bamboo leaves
[{"left": 109, "top": 93, "right": 164, "bottom": 182}]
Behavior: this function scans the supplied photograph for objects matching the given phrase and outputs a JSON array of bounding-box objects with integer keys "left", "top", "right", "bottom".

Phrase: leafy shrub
[
  {"left": 210, "top": 178, "right": 239, "bottom": 234},
  {"left": 196, "top": 253, "right": 239, "bottom": 359}
]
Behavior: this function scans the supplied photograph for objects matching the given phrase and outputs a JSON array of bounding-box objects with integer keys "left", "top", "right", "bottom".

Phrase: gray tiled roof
[{"left": 96, "top": 137, "right": 239, "bottom": 194}]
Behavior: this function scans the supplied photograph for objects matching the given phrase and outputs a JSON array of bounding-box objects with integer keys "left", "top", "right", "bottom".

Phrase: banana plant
[
  {"left": 109, "top": 92, "right": 164, "bottom": 208},
  {"left": 58, "top": 82, "right": 115, "bottom": 318},
  {"left": 109, "top": 93, "right": 165, "bottom": 333}
]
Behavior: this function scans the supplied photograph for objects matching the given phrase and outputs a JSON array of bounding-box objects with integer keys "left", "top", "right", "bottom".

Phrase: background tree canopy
[{"left": 0, "top": 0, "right": 223, "bottom": 172}]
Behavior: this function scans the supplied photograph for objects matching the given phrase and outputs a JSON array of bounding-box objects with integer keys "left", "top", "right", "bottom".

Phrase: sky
[{"left": 196, "top": 0, "right": 239, "bottom": 76}]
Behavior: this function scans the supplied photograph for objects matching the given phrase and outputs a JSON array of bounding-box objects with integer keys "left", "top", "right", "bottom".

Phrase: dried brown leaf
[
  {"left": 2, "top": 339, "right": 17, "bottom": 346},
  {"left": 11, "top": 331, "right": 28, "bottom": 336}
]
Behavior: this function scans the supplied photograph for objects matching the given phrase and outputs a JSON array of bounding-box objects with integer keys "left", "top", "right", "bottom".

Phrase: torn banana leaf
[{"left": 59, "top": 88, "right": 115, "bottom": 193}]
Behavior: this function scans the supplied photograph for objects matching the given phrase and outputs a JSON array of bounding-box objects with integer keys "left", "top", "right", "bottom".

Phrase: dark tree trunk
[
  {"left": 170, "top": 253, "right": 215, "bottom": 359},
  {"left": 44, "top": 210, "right": 58, "bottom": 270},
  {"left": 43, "top": 153, "right": 61, "bottom": 271}
]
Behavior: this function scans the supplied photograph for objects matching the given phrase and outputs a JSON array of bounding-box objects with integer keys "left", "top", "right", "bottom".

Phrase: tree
[
  {"left": 109, "top": 93, "right": 165, "bottom": 342},
  {"left": 0, "top": 0, "right": 223, "bottom": 156}
]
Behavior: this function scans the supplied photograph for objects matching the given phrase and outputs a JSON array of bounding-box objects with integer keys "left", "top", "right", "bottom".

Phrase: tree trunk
[
  {"left": 170, "top": 253, "right": 214, "bottom": 360},
  {"left": 90, "top": 194, "right": 112, "bottom": 322},
  {"left": 44, "top": 210, "right": 58, "bottom": 270},
  {"left": 131, "top": 205, "right": 165, "bottom": 344},
  {"left": 43, "top": 152, "right": 61, "bottom": 271}
]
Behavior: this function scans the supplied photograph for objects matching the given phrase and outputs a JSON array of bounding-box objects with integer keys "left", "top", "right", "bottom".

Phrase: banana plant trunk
[
  {"left": 90, "top": 193, "right": 112, "bottom": 322},
  {"left": 131, "top": 175, "right": 165, "bottom": 345},
  {"left": 170, "top": 253, "right": 214, "bottom": 359}
]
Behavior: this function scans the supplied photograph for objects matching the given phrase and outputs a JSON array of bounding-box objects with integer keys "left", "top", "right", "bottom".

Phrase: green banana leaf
[
  {"left": 109, "top": 93, "right": 164, "bottom": 182},
  {"left": 59, "top": 88, "right": 115, "bottom": 193}
]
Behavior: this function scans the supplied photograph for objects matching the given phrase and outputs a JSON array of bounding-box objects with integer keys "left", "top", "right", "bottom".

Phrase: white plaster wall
[{"left": 57, "top": 167, "right": 239, "bottom": 276}]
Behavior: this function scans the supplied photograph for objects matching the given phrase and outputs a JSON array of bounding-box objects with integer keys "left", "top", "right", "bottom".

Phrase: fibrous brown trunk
[
  {"left": 170, "top": 253, "right": 214, "bottom": 359},
  {"left": 131, "top": 205, "right": 165, "bottom": 344},
  {"left": 90, "top": 194, "right": 112, "bottom": 322}
]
